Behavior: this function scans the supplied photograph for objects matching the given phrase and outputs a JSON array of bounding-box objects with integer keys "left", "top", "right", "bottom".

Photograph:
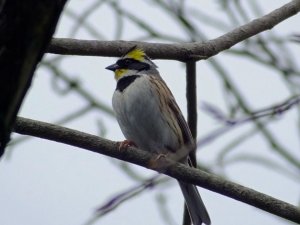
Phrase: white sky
[{"left": 0, "top": 1, "right": 300, "bottom": 225}]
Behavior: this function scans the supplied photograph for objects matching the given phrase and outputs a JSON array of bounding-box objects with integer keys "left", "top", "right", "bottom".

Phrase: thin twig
[{"left": 42, "top": 61, "right": 115, "bottom": 117}]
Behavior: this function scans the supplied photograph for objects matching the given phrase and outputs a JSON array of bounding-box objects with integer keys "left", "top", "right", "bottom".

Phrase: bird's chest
[
  {"left": 112, "top": 76, "right": 178, "bottom": 152},
  {"left": 113, "top": 77, "right": 155, "bottom": 130}
]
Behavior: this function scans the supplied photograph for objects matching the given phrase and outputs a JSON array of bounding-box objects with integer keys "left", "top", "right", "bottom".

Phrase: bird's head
[{"left": 105, "top": 46, "right": 158, "bottom": 80}]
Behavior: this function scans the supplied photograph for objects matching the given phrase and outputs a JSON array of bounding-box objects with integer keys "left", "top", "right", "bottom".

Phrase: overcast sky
[{"left": 1, "top": 1, "right": 300, "bottom": 225}]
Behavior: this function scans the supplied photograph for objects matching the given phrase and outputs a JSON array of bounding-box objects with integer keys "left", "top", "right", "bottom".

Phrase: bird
[{"left": 106, "top": 46, "right": 211, "bottom": 225}]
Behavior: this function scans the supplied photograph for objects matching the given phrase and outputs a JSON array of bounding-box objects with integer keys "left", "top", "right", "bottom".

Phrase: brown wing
[
  {"left": 167, "top": 98, "right": 193, "bottom": 145},
  {"left": 149, "top": 76, "right": 194, "bottom": 147}
]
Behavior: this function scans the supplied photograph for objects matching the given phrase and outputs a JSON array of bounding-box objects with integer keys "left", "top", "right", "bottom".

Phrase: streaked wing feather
[
  {"left": 151, "top": 76, "right": 194, "bottom": 146},
  {"left": 167, "top": 98, "right": 193, "bottom": 145}
]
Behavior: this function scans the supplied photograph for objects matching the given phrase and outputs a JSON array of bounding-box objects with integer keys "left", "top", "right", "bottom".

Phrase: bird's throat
[{"left": 116, "top": 75, "right": 141, "bottom": 92}]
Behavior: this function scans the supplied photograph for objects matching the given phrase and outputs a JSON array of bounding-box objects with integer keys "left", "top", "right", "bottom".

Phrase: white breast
[{"left": 112, "top": 75, "right": 179, "bottom": 153}]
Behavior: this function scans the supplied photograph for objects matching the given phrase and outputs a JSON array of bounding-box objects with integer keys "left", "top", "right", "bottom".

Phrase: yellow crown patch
[{"left": 125, "top": 47, "right": 146, "bottom": 61}]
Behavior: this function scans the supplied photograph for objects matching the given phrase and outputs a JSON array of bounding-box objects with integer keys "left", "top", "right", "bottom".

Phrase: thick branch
[
  {"left": 48, "top": 0, "right": 300, "bottom": 61},
  {"left": 13, "top": 117, "right": 300, "bottom": 224}
]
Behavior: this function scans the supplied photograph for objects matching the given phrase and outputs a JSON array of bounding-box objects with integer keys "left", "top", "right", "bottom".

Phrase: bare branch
[
  {"left": 186, "top": 61, "right": 198, "bottom": 167},
  {"left": 184, "top": 61, "right": 197, "bottom": 225},
  {"left": 198, "top": 95, "right": 300, "bottom": 170},
  {"left": 201, "top": 95, "right": 300, "bottom": 126},
  {"left": 88, "top": 175, "right": 161, "bottom": 222},
  {"left": 13, "top": 117, "right": 300, "bottom": 224},
  {"left": 48, "top": 0, "right": 300, "bottom": 61}
]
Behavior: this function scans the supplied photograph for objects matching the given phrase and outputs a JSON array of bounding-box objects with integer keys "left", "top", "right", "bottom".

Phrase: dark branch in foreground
[
  {"left": 48, "top": 0, "right": 300, "bottom": 61},
  {"left": 0, "top": 0, "right": 67, "bottom": 156},
  {"left": 13, "top": 117, "right": 300, "bottom": 224}
]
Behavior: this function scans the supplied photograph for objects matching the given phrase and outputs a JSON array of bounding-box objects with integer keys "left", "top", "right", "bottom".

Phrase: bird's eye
[
  {"left": 116, "top": 58, "right": 133, "bottom": 67},
  {"left": 123, "top": 59, "right": 131, "bottom": 65}
]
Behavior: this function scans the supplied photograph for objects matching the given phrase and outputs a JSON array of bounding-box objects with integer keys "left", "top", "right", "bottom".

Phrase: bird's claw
[
  {"left": 149, "top": 153, "right": 169, "bottom": 170},
  {"left": 118, "top": 140, "right": 137, "bottom": 151}
]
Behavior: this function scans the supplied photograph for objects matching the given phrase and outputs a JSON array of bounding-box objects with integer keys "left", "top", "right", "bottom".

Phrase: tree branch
[
  {"left": 184, "top": 61, "right": 197, "bottom": 225},
  {"left": 0, "top": 0, "right": 67, "bottom": 156},
  {"left": 13, "top": 117, "right": 300, "bottom": 224},
  {"left": 47, "top": 0, "right": 300, "bottom": 61}
]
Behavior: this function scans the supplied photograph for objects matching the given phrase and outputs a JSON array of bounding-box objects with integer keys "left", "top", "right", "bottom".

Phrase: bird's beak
[{"left": 105, "top": 63, "right": 120, "bottom": 71}]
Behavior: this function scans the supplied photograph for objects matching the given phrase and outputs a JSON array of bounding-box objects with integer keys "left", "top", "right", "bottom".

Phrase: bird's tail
[{"left": 178, "top": 181, "right": 211, "bottom": 225}]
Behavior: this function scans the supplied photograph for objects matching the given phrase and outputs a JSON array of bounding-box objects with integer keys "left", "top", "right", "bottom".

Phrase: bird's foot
[
  {"left": 118, "top": 140, "right": 137, "bottom": 151},
  {"left": 149, "top": 153, "right": 169, "bottom": 171}
]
